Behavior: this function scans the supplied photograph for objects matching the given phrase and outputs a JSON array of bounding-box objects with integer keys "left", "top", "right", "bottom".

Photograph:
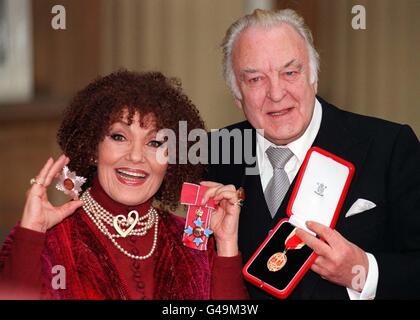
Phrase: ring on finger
[
  {"left": 30, "top": 178, "right": 44, "bottom": 186},
  {"left": 235, "top": 187, "right": 245, "bottom": 207},
  {"left": 234, "top": 199, "right": 244, "bottom": 207}
]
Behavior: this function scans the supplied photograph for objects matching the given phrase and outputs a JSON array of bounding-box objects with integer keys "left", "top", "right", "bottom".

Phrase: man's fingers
[
  {"left": 312, "top": 255, "right": 328, "bottom": 268},
  {"left": 310, "top": 263, "right": 327, "bottom": 278},
  {"left": 295, "top": 228, "right": 331, "bottom": 257},
  {"left": 306, "top": 221, "right": 338, "bottom": 245}
]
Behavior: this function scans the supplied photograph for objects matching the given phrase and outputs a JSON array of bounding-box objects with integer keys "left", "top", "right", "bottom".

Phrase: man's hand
[{"left": 296, "top": 221, "right": 369, "bottom": 291}]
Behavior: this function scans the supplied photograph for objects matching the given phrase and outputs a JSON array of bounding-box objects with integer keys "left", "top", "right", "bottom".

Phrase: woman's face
[{"left": 97, "top": 111, "right": 168, "bottom": 206}]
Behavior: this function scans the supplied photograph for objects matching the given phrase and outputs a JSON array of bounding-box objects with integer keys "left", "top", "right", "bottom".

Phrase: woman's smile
[{"left": 115, "top": 167, "right": 149, "bottom": 186}]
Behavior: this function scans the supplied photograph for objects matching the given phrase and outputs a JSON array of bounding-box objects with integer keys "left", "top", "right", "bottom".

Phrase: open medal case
[{"left": 242, "top": 147, "right": 355, "bottom": 299}]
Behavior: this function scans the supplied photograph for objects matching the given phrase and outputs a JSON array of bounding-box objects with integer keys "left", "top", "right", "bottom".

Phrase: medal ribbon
[
  {"left": 284, "top": 228, "right": 305, "bottom": 253},
  {"left": 180, "top": 183, "right": 216, "bottom": 251}
]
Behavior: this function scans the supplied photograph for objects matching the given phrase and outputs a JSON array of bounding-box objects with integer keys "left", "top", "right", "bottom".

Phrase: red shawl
[{"left": 1, "top": 208, "right": 215, "bottom": 299}]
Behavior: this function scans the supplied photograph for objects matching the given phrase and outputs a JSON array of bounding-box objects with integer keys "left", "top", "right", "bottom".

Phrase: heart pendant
[{"left": 113, "top": 210, "right": 139, "bottom": 237}]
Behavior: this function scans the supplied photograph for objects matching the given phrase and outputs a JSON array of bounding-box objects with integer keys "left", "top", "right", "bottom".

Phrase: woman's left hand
[{"left": 200, "top": 181, "right": 241, "bottom": 257}]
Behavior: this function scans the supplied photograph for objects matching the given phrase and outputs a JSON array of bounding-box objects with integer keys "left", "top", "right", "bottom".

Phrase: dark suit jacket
[{"left": 206, "top": 97, "right": 420, "bottom": 299}]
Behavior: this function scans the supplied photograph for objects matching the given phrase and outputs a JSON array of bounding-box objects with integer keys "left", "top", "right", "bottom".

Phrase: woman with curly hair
[{"left": 0, "top": 70, "right": 248, "bottom": 299}]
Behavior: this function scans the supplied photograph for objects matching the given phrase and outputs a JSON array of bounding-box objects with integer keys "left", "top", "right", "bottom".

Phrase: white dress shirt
[{"left": 255, "top": 98, "right": 378, "bottom": 300}]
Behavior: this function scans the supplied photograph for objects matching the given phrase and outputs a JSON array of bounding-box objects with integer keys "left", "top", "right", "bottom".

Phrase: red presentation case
[{"left": 242, "top": 147, "right": 355, "bottom": 299}]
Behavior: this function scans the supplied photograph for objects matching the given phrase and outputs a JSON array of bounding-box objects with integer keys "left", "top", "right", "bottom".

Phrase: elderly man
[{"left": 207, "top": 9, "right": 420, "bottom": 299}]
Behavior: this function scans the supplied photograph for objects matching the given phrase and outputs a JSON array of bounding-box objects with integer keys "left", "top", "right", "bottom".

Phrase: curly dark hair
[{"left": 57, "top": 70, "right": 206, "bottom": 210}]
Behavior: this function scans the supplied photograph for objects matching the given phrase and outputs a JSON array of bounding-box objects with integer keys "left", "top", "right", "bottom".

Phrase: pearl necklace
[{"left": 81, "top": 189, "right": 158, "bottom": 260}]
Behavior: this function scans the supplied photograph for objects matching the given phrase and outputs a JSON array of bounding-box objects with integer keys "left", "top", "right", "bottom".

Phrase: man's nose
[
  {"left": 267, "top": 77, "right": 286, "bottom": 102},
  {"left": 127, "top": 141, "right": 146, "bottom": 163}
]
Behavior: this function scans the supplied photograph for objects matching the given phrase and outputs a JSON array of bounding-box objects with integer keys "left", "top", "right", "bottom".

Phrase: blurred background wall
[{"left": 0, "top": 0, "right": 419, "bottom": 242}]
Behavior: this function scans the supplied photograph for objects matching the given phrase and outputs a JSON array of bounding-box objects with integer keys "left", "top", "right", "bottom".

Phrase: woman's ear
[{"left": 90, "top": 156, "right": 98, "bottom": 165}]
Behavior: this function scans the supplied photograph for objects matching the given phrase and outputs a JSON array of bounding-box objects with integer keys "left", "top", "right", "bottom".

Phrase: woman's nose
[{"left": 127, "top": 141, "right": 146, "bottom": 163}]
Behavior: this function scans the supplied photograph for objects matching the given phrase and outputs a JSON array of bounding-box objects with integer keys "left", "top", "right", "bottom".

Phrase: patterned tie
[{"left": 264, "top": 147, "right": 294, "bottom": 218}]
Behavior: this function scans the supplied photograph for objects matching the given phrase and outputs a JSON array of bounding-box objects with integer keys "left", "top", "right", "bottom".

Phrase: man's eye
[
  {"left": 249, "top": 76, "right": 262, "bottom": 83},
  {"left": 284, "top": 71, "right": 298, "bottom": 78},
  {"left": 110, "top": 134, "right": 126, "bottom": 141},
  {"left": 147, "top": 140, "right": 164, "bottom": 148}
]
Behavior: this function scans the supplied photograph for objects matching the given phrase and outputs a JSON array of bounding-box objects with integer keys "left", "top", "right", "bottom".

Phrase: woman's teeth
[{"left": 117, "top": 169, "right": 146, "bottom": 179}]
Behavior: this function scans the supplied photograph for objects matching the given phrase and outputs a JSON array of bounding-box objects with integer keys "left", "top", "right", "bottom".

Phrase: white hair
[{"left": 221, "top": 9, "right": 320, "bottom": 99}]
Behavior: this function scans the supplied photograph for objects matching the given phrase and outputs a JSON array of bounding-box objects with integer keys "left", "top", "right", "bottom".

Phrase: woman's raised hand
[
  {"left": 20, "top": 155, "right": 84, "bottom": 233},
  {"left": 200, "top": 181, "right": 241, "bottom": 257}
]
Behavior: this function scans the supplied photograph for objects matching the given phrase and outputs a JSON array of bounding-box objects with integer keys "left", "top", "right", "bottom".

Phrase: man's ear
[
  {"left": 313, "top": 81, "right": 318, "bottom": 94},
  {"left": 234, "top": 97, "right": 243, "bottom": 110}
]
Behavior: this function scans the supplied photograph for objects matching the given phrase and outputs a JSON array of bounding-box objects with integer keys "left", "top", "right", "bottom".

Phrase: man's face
[{"left": 232, "top": 24, "right": 317, "bottom": 145}]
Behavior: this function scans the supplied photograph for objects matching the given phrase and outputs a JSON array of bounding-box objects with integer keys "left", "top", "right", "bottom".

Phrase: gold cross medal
[{"left": 267, "top": 228, "right": 305, "bottom": 272}]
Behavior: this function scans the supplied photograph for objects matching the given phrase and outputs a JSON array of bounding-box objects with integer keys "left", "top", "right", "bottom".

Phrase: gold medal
[
  {"left": 267, "top": 252, "right": 287, "bottom": 271},
  {"left": 267, "top": 228, "right": 305, "bottom": 272}
]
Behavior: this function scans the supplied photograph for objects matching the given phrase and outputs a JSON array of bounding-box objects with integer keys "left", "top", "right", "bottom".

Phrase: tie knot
[{"left": 266, "top": 146, "right": 294, "bottom": 169}]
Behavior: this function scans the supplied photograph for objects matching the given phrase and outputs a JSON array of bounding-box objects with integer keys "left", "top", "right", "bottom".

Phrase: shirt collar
[{"left": 256, "top": 98, "right": 322, "bottom": 163}]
